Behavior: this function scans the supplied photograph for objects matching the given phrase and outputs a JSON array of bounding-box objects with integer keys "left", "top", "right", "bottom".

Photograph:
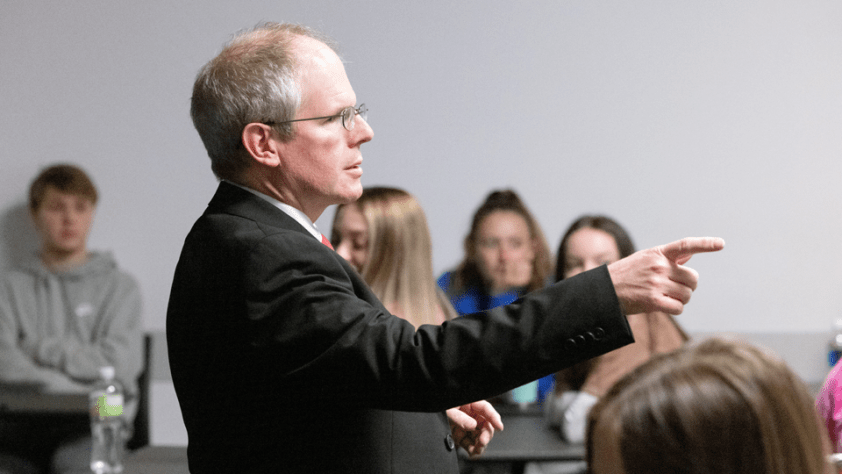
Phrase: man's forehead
[
  {"left": 293, "top": 35, "right": 354, "bottom": 108},
  {"left": 292, "top": 36, "right": 343, "bottom": 72},
  {"left": 41, "top": 188, "right": 94, "bottom": 205}
]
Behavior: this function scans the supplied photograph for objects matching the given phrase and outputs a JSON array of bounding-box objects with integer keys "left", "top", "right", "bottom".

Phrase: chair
[{"left": 127, "top": 334, "right": 151, "bottom": 450}]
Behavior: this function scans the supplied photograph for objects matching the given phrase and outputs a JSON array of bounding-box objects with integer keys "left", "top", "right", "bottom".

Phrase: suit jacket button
[
  {"left": 593, "top": 327, "right": 606, "bottom": 339},
  {"left": 445, "top": 433, "right": 456, "bottom": 451},
  {"left": 564, "top": 338, "right": 577, "bottom": 351}
]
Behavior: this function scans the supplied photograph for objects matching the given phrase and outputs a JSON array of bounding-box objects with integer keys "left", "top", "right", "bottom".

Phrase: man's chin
[{"left": 342, "top": 184, "right": 364, "bottom": 203}]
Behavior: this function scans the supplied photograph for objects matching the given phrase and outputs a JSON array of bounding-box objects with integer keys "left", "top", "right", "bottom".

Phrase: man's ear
[{"left": 242, "top": 123, "right": 282, "bottom": 167}]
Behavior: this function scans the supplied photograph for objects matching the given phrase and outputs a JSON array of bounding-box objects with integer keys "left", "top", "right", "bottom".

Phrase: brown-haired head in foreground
[{"left": 586, "top": 336, "right": 829, "bottom": 474}]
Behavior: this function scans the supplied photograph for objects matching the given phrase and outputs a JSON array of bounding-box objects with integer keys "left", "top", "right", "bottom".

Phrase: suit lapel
[{"left": 206, "top": 181, "right": 385, "bottom": 309}]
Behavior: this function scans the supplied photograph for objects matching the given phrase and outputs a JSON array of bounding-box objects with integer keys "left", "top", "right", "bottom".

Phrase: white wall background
[{"left": 2, "top": 1, "right": 841, "bottom": 337}]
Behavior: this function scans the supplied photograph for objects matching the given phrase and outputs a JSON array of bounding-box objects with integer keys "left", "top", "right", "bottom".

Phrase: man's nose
[{"left": 353, "top": 116, "right": 374, "bottom": 145}]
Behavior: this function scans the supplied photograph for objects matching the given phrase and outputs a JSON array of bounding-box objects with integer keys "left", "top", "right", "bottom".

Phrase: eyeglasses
[{"left": 267, "top": 104, "right": 368, "bottom": 132}]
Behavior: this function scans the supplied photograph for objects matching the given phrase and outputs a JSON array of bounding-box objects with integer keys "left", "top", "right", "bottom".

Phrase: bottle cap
[{"left": 98, "top": 366, "right": 115, "bottom": 381}]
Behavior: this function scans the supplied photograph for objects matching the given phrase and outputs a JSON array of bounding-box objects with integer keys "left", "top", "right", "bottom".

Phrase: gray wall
[
  {"left": 5, "top": 0, "right": 842, "bottom": 447},
  {"left": 3, "top": 4, "right": 841, "bottom": 341}
]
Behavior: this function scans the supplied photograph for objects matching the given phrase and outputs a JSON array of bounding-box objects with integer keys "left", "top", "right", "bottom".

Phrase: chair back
[{"left": 127, "top": 334, "right": 151, "bottom": 450}]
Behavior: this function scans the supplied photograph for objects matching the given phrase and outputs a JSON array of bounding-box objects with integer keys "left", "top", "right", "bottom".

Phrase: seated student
[
  {"left": 586, "top": 337, "right": 829, "bottom": 474},
  {"left": 332, "top": 186, "right": 504, "bottom": 457},
  {"left": 546, "top": 216, "right": 687, "bottom": 444},
  {"left": 437, "top": 189, "right": 554, "bottom": 401},
  {"left": 817, "top": 358, "right": 842, "bottom": 454},
  {"left": 437, "top": 189, "right": 551, "bottom": 314},
  {"left": 333, "top": 186, "right": 456, "bottom": 326},
  {"left": 0, "top": 164, "right": 143, "bottom": 474}
]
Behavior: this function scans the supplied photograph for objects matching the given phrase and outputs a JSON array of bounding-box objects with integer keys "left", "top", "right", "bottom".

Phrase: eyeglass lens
[{"left": 342, "top": 104, "right": 367, "bottom": 131}]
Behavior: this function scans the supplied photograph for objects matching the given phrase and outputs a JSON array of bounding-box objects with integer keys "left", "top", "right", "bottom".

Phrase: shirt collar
[{"left": 225, "top": 180, "right": 324, "bottom": 242}]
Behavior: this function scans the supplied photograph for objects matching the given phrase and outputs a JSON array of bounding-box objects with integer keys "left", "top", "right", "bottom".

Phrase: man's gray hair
[{"left": 190, "top": 22, "right": 339, "bottom": 180}]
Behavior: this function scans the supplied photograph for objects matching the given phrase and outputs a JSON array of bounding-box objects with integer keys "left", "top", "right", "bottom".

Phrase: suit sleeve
[{"left": 243, "top": 230, "right": 632, "bottom": 412}]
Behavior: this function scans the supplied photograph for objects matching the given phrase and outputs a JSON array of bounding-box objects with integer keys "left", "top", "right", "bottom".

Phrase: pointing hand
[{"left": 607, "top": 237, "right": 725, "bottom": 315}]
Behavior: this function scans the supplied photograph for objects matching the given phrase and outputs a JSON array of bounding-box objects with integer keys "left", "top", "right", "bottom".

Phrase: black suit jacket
[{"left": 166, "top": 182, "right": 633, "bottom": 473}]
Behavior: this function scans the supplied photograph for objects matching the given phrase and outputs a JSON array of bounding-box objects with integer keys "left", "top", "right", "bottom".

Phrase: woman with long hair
[
  {"left": 438, "top": 189, "right": 551, "bottom": 315},
  {"left": 548, "top": 215, "right": 687, "bottom": 444},
  {"left": 332, "top": 186, "right": 456, "bottom": 326},
  {"left": 332, "top": 186, "right": 503, "bottom": 457},
  {"left": 437, "top": 189, "right": 555, "bottom": 403}
]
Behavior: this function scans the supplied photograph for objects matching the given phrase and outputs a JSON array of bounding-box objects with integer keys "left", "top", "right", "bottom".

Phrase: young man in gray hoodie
[{"left": 0, "top": 164, "right": 142, "bottom": 474}]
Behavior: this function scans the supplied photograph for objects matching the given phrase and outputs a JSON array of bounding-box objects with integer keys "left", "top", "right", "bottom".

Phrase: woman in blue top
[{"left": 437, "top": 189, "right": 554, "bottom": 401}]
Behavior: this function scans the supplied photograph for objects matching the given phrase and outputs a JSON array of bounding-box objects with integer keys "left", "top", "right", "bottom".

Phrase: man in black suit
[{"left": 167, "top": 22, "right": 723, "bottom": 473}]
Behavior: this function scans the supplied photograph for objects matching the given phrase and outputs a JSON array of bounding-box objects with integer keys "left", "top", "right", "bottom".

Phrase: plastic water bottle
[
  {"left": 829, "top": 319, "right": 842, "bottom": 367},
  {"left": 89, "top": 366, "right": 125, "bottom": 474}
]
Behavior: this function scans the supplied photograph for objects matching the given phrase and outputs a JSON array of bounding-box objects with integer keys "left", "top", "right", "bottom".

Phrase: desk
[
  {"left": 464, "top": 406, "right": 585, "bottom": 474},
  {"left": 124, "top": 446, "right": 188, "bottom": 474},
  {"left": 0, "top": 388, "right": 90, "bottom": 472},
  {"left": 122, "top": 414, "right": 577, "bottom": 474},
  {"left": 0, "top": 388, "right": 88, "bottom": 415}
]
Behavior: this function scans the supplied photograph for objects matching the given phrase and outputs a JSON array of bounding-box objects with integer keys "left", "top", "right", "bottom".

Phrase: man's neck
[
  {"left": 40, "top": 248, "right": 89, "bottom": 272},
  {"left": 228, "top": 177, "right": 326, "bottom": 222}
]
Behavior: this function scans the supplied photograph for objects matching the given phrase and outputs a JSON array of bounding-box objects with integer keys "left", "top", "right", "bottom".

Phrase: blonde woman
[
  {"left": 587, "top": 337, "right": 830, "bottom": 474},
  {"left": 332, "top": 186, "right": 503, "bottom": 457},
  {"left": 332, "top": 186, "right": 455, "bottom": 326}
]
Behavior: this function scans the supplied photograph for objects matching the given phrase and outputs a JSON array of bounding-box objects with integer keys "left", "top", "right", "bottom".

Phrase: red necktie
[{"left": 320, "top": 234, "right": 334, "bottom": 250}]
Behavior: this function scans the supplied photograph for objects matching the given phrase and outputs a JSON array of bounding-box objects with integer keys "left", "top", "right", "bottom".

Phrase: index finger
[{"left": 661, "top": 237, "right": 725, "bottom": 264}]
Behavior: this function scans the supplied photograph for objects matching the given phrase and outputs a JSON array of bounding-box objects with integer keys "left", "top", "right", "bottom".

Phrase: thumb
[{"left": 661, "top": 237, "right": 725, "bottom": 264}]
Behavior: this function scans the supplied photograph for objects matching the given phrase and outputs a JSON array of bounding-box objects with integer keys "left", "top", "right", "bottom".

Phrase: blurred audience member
[
  {"left": 547, "top": 215, "right": 687, "bottom": 444},
  {"left": 817, "top": 359, "right": 842, "bottom": 454},
  {"left": 333, "top": 186, "right": 503, "bottom": 457},
  {"left": 0, "top": 164, "right": 143, "bottom": 474},
  {"left": 438, "top": 189, "right": 550, "bottom": 313},
  {"left": 587, "top": 337, "right": 829, "bottom": 474},
  {"left": 333, "top": 186, "right": 456, "bottom": 326},
  {"left": 437, "top": 189, "right": 554, "bottom": 401}
]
